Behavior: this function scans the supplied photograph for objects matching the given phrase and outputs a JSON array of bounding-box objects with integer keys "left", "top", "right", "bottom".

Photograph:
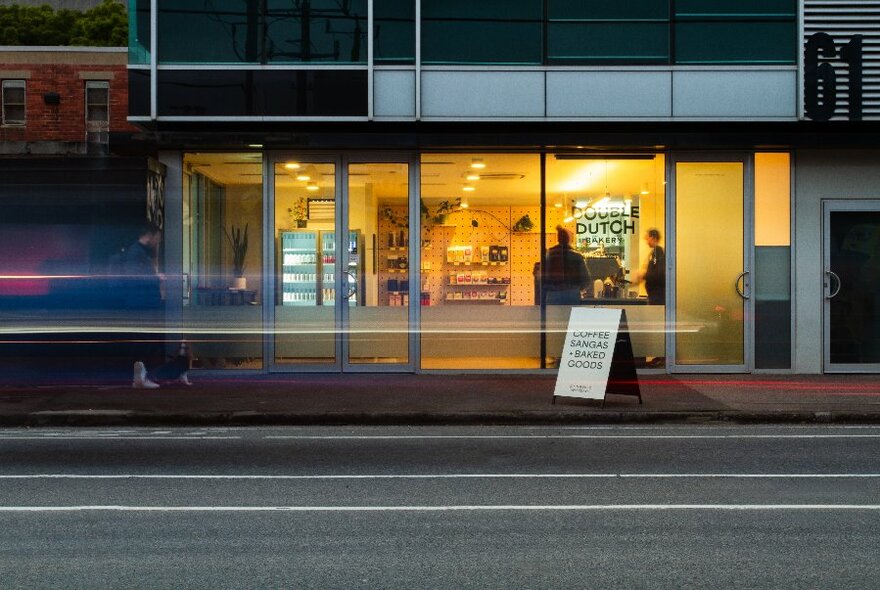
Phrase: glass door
[
  {"left": 271, "top": 158, "right": 340, "bottom": 368},
  {"left": 823, "top": 201, "right": 880, "bottom": 372},
  {"left": 670, "top": 155, "right": 753, "bottom": 372},
  {"left": 342, "top": 159, "right": 416, "bottom": 371}
]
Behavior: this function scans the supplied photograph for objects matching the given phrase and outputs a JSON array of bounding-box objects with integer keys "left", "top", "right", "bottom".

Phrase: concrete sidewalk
[{"left": 1, "top": 373, "right": 879, "bottom": 426}]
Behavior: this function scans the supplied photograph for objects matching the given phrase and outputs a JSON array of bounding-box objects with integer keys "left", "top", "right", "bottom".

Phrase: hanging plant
[
  {"left": 512, "top": 214, "right": 534, "bottom": 233},
  {"left": 380, "top": 206, "right": 409, "bottom": 228}
]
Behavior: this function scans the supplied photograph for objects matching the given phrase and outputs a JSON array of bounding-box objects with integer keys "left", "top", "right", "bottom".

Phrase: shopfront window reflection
[
  {"left": 420, "top": 153, "right": 542, "bottom": 369},
  {"left": 183, "top": 153, "right": 264, "bottom": 369},
  {"left": 545, "top": 155, "right": 666, "bottom": 368}
]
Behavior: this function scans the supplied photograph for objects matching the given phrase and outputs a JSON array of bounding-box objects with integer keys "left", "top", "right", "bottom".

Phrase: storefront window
[
  {"left": 545, "top": 155, "right": 667, "bottom": 368},
  {"left": 420, "top": 153, "right": 542, "bottom": 369},
  {"left": 183, "top": 153, "right": 264, "bottom": 369}
]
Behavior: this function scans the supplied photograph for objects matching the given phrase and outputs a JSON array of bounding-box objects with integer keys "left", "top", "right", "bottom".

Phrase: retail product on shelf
[{"left": 279, "top": 230, "right": 363, "bottom": 307}]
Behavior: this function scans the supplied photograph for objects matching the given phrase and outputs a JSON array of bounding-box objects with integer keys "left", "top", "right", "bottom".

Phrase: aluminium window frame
[{"left": 1, "top": 79, "right": 26, "bottom": 126}]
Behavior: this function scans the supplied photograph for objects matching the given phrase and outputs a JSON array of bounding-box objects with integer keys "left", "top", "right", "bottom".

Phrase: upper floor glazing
[{"left": 129, "top": 0, "right": 797, "bottom": 67}]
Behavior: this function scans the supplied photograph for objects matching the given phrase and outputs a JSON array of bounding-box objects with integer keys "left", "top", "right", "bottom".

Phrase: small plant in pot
[
  {"left": 289, "top": 198, "right": 308, "bottom": 228},
  {"left": 225, "top": 223, "right": 249, "bottom": 289}
]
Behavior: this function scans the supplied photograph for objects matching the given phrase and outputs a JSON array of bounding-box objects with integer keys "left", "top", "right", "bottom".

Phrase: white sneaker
[
  {"left": 178, "top": 372, "right": 192, "bottom": 386},
  {"left": 132, "top": 361, "right": 160, "bottom": 389},
  {"left": 132, "top": 361, "right": 146, "bottom": 388}
]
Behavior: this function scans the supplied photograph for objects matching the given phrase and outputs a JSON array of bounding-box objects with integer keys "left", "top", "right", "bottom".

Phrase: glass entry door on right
[
  {"left": 824, "top": 201, "right": 880, "bottom": 372},
  {"left": 671, "top": 157, "right": 752, "bottom": 372}
]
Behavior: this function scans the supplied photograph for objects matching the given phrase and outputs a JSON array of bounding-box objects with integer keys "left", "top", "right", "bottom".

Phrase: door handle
[
  {"left": 343, "top": 271, "right": 357, "bottom": 300},
  {"left": 735, "top": 271, "right": 750, "bottom": 300},
  {"left": 825, "top": 270, "right": 841, "bottom": 299}
]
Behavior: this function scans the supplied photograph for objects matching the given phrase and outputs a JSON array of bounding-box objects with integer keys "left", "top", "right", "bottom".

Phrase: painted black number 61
[{"left": 804, "top": 32, "right": 863, "bottom": 122}]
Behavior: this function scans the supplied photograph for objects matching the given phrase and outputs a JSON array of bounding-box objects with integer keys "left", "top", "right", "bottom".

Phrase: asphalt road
[{"left": 0, "top": 425, "right": 879, "bottom": 589}]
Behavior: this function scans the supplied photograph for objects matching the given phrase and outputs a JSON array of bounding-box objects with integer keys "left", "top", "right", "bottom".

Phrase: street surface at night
[{"left": 1, "top": 426, "right": 879, "bottom": 588}]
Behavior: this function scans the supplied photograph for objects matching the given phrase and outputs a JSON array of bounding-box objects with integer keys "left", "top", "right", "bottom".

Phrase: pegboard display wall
[{"left": 378, "top": 205, "right": 544, "bottom": 306}]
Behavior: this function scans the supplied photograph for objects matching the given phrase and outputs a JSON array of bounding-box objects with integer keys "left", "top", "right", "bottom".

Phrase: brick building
[{"left": 0, "top": 46, "right": 137, "bottom": 154}]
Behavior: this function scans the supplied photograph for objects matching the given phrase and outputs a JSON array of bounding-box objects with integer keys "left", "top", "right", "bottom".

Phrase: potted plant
[
  {"left": 225, "top": 223, "right": 249, "bottom": 289},
  {"left": 289, "top": 198, "right": 308, "bottom": 228}
]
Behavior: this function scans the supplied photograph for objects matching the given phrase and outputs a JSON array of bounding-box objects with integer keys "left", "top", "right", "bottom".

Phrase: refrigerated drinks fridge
[{"left": 279, "top": 230, "right": 364, "bottom": 306}]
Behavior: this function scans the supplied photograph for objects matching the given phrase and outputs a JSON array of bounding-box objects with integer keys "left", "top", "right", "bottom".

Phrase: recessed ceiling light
[
  {"left": 284, "top": 162, "right": 301, "bottom": 170},
  {"left": 296, "top": 172, "right": 311, "bottom": 181},
  {"left": 462, "top": 185, "right": 475, "bottom": 192},
  {"left": 248, "top": 144, "right": 263, "bottom": 149},
  {"left": 470, "top": 158, "right": 486, "bottom": 170},
  {"left": 465, "top": 172, "right": 481, "bottom": 181},
  {"left": 306, "top": 182, "right": 319, "bottom": 191}
]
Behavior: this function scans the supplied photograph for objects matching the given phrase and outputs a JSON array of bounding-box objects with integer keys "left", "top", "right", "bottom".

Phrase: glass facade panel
[
  {"left": 143, "top": 1, "right": 798, "bottom": 67},
  {"left": 674, "top": 0, "right": 796, "bottom": 17},
  {"left": 158, "top": 0, "right": 366, "bottom": 64},
  {"left": 158, "top": 0, "right": 254, "bottom": 63},
  {"left": 265, "top": 0, "right": 367, "bottom": 63},
  {"left": 127, "top": 69, "right": 150, "bottom": 117},
  {"left": 549, "top": 0, "right": 669, "bottom": 20},
  {"left": 754, "top": 153, "right": 791, "bottom": 370},
  {"left": 548, "top": 23, "right": 668, "bottom": 63},
  {"left": 675, "top": 162, "right": 744, "bottom": 366},
  {"left": 420, "top": 153, "right": 542, "bottom": 369},
  {"left": 183, "top": 153, "right": 264, "bottom": 370},
  {"left": 545, "top": 155, "right": 666, "bottom": 368},
  {"left": 350, "top": 163, "right": 410, "bottom": 364},
  {"left": 128, "top": 0, "right": 151, "bottom": 65},
  {"left": 375, "top": 0, "right": 415, "bottom": 64},
  {"left": 157, "top": 70, "right": 367, "bottom": 117},
  {"left": 675, "top": 22, "right": 796, "bottom": 64},
  {"left": 421, "top": 0, "right": 542, "bottom": 64}
]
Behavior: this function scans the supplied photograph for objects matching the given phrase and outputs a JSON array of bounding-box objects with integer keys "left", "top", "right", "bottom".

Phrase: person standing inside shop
[
  {"left": 543, "top": 226, "right": 590, "bottom": 305},
  {"left": 640, "top": 228, "right": 666, "bottom": 305}
]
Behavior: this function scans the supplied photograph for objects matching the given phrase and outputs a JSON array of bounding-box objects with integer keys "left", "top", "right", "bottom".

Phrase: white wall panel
[
  {"left": 673, "top": 70, "right": 797, "bottom": 119},
  {"left": 421, "top": 71, "right": 544, "bottom": 118},
  {"left": 374, "top": 70, "right": 416, "bottom": 119},
  {"left": 547, "top": 71, "right": 672, "bottom": 118}
]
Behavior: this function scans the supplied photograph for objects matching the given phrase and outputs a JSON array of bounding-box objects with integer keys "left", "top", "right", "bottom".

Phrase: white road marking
[
  {"left": 0, "top": 504, "right": 879, "bottom": 513},
  {"left": 263, "top": 434, "right": 880, "bottom": 440},
  {"left": 0, "top": 436, "right": 241, "bottom": 440},
  {"left": 0, "top": 473, "right": 878, "bottom": 480}
]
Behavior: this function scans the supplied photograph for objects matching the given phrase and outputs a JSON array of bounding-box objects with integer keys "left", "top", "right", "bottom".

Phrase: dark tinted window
[
  {"left": 548, "top": 0, "right": 669, "bottom": 63},
  {"left": 674, "top": 0, "right": 796, "bottom": 64},
  {"left": 422, "top": 0, "right": 542, "bottom": 64},
  {"left": 265, "top": 0, "right": 367, "bottom": 63},
  {"left": 375, "top": 0, "right": 415, "bottom": 64},
  {"left": 157, "top": 70, "right": 367, "bottom": 116},
  {"left": 157, "top": 0, "right": 367, "bottom": 64},
  {"left": 127, "top": 69, "right": 150, "bottom": 117}
]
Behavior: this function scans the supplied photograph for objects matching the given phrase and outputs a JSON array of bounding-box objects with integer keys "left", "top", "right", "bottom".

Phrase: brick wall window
[
  {"left": 85, "top": 80, "right": 109, "bottom": 144},
  {"left": 2, "top": 80, "right": 26, "bottom": 126}
]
